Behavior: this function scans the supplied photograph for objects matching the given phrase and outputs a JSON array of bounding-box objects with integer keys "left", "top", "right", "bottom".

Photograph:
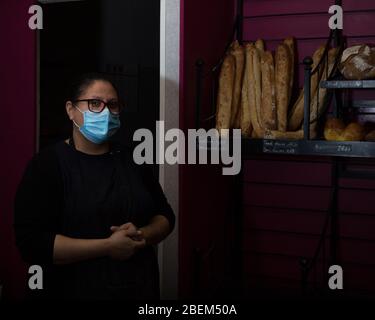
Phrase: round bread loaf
[
  {"left": 324, "top": 118, "right": 346, "bottom": 141},
  {"left": 339, "top": 44, "right": 375, "bottom": 80},
  {"left": 324, "top": 118, "right": 365, "bottom": 141},
  {"left": 365, "top": 130, "right": 375, "bottom": 141},
  {"left": 337, "top": 122, "right": 365, "bottom": 141}
]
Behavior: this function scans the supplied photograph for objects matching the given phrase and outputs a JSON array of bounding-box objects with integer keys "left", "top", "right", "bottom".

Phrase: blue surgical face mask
[{"left": 73, "top": 106, "right": 121, "bottom": 144}]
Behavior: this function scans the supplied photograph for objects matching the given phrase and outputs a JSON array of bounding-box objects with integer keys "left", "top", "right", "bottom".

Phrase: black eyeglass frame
[{"left": 72, "top": 99, "right": 124, "bottom": 115}]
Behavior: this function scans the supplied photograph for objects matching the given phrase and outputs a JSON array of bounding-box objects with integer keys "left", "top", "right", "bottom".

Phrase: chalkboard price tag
[
  {"left": 263, "top": 140, "right": 299, "bottom": 154},
  {"left": 313, "top": 142, "right": 353, "bottom": 155}
]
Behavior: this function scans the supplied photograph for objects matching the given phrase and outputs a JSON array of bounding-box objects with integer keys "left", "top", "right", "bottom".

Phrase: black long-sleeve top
[{"left": 13, "top": 140, "right": 175, "bottom": 300}]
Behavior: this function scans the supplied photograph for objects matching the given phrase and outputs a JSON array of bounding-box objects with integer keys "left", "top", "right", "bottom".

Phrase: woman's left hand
[{"left": 110, "top": 222, "right": 144, "bottom": 241}]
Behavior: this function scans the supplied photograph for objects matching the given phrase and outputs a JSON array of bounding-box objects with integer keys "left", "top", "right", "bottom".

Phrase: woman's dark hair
[{"left": 67, "top": 72, "right": 119, "bottom": 102}]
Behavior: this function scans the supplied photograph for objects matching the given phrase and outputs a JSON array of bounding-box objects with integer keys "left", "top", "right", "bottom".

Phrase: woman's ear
[{"left": 65, "top": 101, "right": 74, "bottom": 120}]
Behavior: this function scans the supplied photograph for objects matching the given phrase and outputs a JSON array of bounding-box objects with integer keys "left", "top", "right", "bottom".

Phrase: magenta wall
[
  {"left": 241, "top": 0, "right": 375, "bottom": 295},
  {"left": 0, "top": 0, "right": 36, "bottom": 299}
]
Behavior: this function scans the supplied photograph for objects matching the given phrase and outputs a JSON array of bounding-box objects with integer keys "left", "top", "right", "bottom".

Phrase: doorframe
[
  {"left": 159, "top": 0, "right": 180, "bottom": 299},
  {"left": 35, "top": 0, "right": 180, "bottom": 299}
]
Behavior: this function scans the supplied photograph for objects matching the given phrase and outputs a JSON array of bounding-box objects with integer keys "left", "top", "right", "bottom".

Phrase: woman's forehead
[{"left": 83, "top": 80, "right": 117, "bottom": 99}]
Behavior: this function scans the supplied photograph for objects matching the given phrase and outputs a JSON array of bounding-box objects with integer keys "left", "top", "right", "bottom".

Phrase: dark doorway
[{"left": 39, "top": 0, "right": 160, "bottom": 151}]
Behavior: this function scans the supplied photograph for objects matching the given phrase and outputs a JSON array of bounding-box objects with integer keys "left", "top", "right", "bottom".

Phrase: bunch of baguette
[{"left": 215, "top": 38, "right": 340, "bottom": 140}]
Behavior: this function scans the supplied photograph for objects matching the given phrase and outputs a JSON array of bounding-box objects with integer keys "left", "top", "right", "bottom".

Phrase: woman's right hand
[
  {"left": 110, "top": 222, "right": 143, "bottom": 241},
  {"left": 107, "top": 229, "right": 146, "bottom": 261}
]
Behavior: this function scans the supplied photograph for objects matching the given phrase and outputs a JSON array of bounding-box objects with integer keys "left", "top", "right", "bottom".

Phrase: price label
[
  {"left": 263, "top": 140, "right": 299, "bottom": 154},
  {"left": 337, "top": 145, "right": 352, "bottom": 153}
]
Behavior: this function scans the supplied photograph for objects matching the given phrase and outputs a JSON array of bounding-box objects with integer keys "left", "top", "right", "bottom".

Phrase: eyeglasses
[{"left": 73, "top": 99, "right": 124, "bottom": 115}]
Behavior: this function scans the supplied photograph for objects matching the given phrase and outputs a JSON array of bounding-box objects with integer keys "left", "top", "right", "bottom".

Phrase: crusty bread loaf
[
  {"left": 283, "top": 37, "right": 295, "bottom": 105},
  {"left": 288, "top": 45, "right": 326, "bottom": 131},
  {"left": 324, "top": 118, "right": 346, "bottom": 141},
  {"left": 287, "top": 89, "right": 303, "bottom": 130},
  {"left": 255, "top": 39, "right": 265, "bottom": 54},
  {"left": 247, "top": 44, "right": 264, "bottom": 137},
  {"left": 339, "top": 44, "right": 375, "bottom": 80},
  {"left": 253, "top": 47, "right": 263, "bottom": 133},
  {"left": 365, "top": 130, "right": 375, "bottom": 141},
  {"left": 229, "top": 39, "right": 240, "bottom": 52},
  {"left": 324, "top": 118, "right": 365, "bottom": 141},
  {"left": 234, "top": 106, "right": 242, "bottom": 130},
  {"left": 260, "top": 51, "right": 277, "bottom": 130},
  {"left": 252, "top": 131, "right": 263, "bottom": 138},
  {"left": 341, "top": 45, "right": 362, "bottom": 62},
  {"left": 338, "top": 122, "right": 365, "bottom": 141},
  {"left": 275, "top": 43, "right": 292, "bottom": 131},
  {"left": 310, "top": 48, "right": 339, "bottom": 123},
  {"left": 216, "top": 54, "right": 235, "bottom": 135},
  {"left": 239, "top": 43, "right": 253, "bottom": 137},
  {"left": 230, "top": 43, "right": 245, "bottom": 128}
]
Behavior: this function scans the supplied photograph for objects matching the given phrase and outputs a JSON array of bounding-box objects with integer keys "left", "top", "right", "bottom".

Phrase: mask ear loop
[
  {"left": 72, "top": 105, "right": 83, "bottom": 129},
  {"left": 72, "top": 119, "right": 80, "bottom": 129},
  {"left": 69, "top": 104, "right": 82, "bottom": 150}
]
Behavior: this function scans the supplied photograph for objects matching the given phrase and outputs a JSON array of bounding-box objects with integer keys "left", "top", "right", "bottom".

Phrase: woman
[{"left": 14, "top": 73, "right": 175, "bottom": 300}]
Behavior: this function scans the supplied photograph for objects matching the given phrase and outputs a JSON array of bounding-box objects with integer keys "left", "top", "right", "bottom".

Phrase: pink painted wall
[
  {"left": 0, "top": 0, "right": 36, "bottom": 300},
  {"left": 241, "top": 0, "right": 375, "bottom": 295}
]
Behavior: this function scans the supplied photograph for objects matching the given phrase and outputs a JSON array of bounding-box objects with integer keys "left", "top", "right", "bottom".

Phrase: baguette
[
  {"left": 275, "top": 43, "right": 292, "bottom": 131},
  {"left": 283, "top": 37, "right": 295, "bottom": 105},
  {"left": 228, "top": 39, "right": 240, "bottom": 53},
  {"left": 260, "top": 51, "right": 277, "bottom": 130},
  {"left": 216, "top": 54, "right": 236, "bottom": 135},
  {"left": 288, "top": 45, "right": 326, "bottom": 130},
  {"left": 234, "top": 106, "right": 242, "bottom": 130},
  {"left": 247, "top": 44, "right": 264, "bottom": 137},
  {"left": 239, "top": 43, "right": 253, "bottom": 136},
  {"left": 230, "top": 44, "right": 245, "bottom": 128},
  {"left": 310, "top": 48, "right": 339, "bottom": 123},
  {"left": 255, "top": 39, "right": 265, "bottom": 53}
]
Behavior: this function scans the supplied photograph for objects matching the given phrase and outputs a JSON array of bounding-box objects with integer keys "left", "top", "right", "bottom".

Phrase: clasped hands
[{"left": 107, "top": 222, "right": 146, "bottom": 261}]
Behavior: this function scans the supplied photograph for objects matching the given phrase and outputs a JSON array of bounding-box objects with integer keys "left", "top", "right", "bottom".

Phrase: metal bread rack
[{"left": 192, "top": 0, "right": 375, "bottom": 298}]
